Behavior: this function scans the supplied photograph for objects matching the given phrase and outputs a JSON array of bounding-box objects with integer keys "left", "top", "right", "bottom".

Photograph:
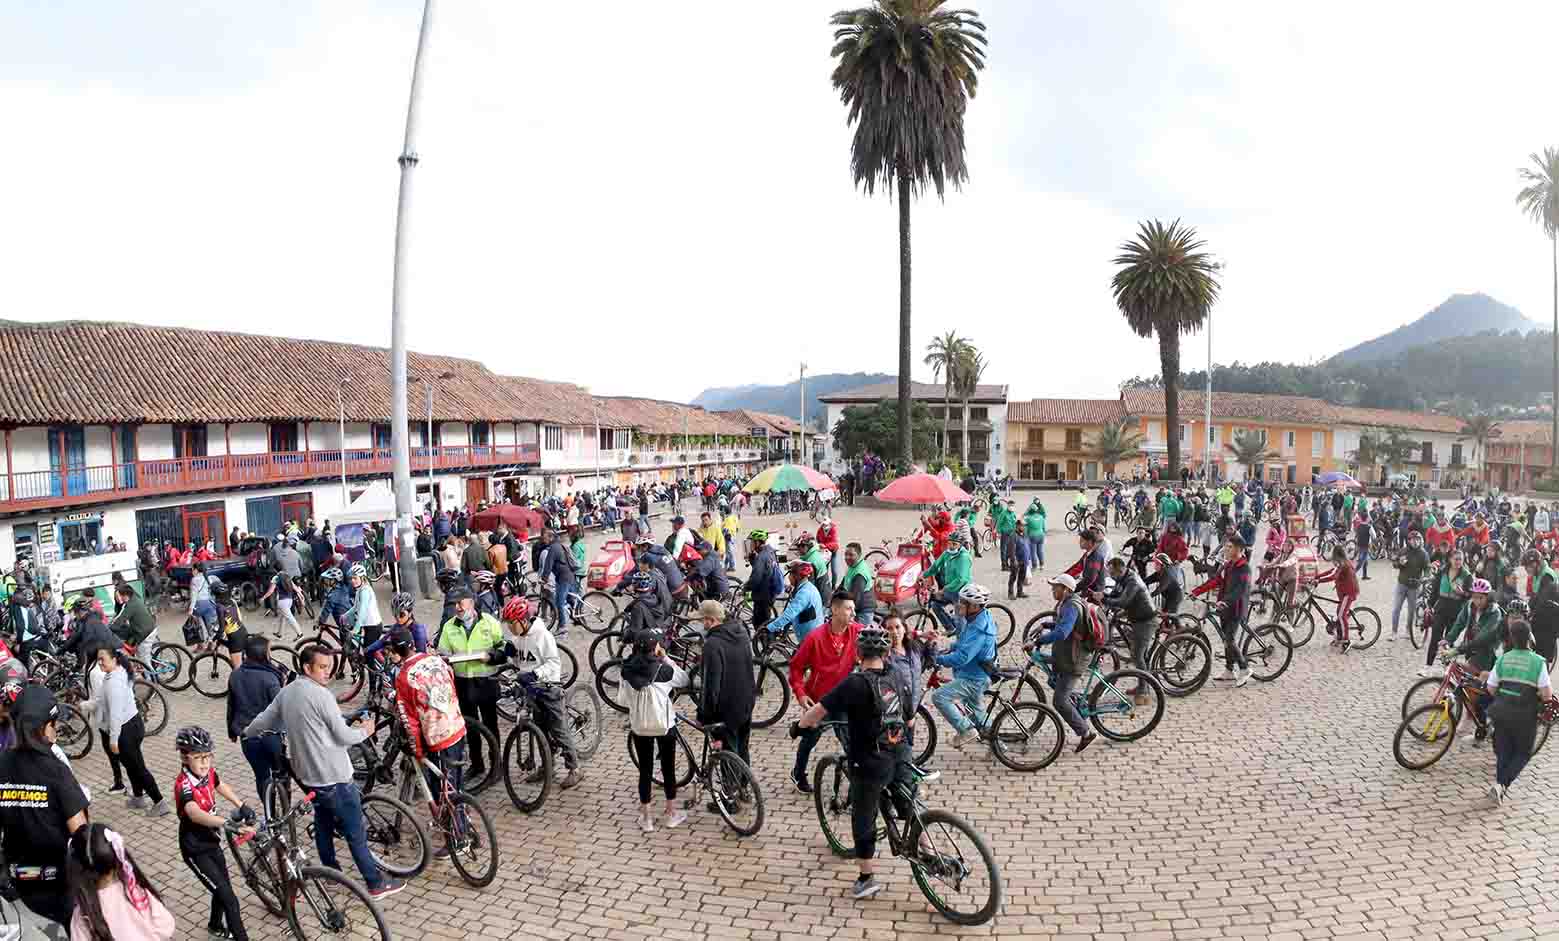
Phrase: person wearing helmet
[
  {"left": 1522, "top": 548, "right": 1559, "bottom": 667},
  {"left": 8, "top": 585, "right": 48, "bottom": 668},
  {"left": 1391, "top": 530, "right": 1432, "bottom": 642},
  {"left": 188, "top": 560, "right": 220, "bottom": 635},
  {"left": 317, "top": 566, "right": 353, "bottom": 633},
  {"left": 635, "top": 538, "right": 687, "bottom": 607},
  {"left": 346, "top": 563, "right": 383, "bottom": 651},
  {"left": 687, "top": 547, "right": 730, "bottom": 603},
  {"left": 206, "top": 579, "right": 250, "bottom": 671},
  {"left": 0, "top": 685, "right": 90, "bottom": 930},
  {"left": 1443, "top": 577, "right": 1506, "bottom": 747},
  {"left": 616, "top": 569, "right": 668, "bottom": 639},
  {"left": 767, "top": 560, "right": 824, "bottom": 645},
  {"left": 1102, "top": 557, "right": 1157, "bottom": 700},
  {"left": 60, "top": 593, "right": 117, "bottom": 684},
  {"left": 471, "top": 569, "right": 501, "bottom": 619},
  {"left": 173, "top": 724, "right": 253, "bottom": 940},
  {"left": 436, "top": 584, "right": 505, "bottom": 780},
  {"left": 364, "top": 592, "right": 428, "bottom": 661},
  {"left": 493, "top": 598, "right": 583, "bottom": 789},
  {"left": 796, "top": 533, "right": 832, "bottom": 599},
  {"left": 386, "top": 625, "right": 473, "bottom": 802},
  {"left": 794, "top": 620, "right": 913, "bottom": 901},
  {"left": 930, "top": 584, "right": 998, "bottom": 750},
  {"left": 921, "top": 532, "right": 972, "bottom": 635},
  {"left": 743, "top": 529, "right": 780, "bottom": 629}
]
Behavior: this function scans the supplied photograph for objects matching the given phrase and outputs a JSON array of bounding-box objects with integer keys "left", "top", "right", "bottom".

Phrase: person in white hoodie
[{"left": 494, "top": 597, "right": 582, "bottom": 789}]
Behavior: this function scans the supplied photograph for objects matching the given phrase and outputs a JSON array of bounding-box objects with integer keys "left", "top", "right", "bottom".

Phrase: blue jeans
[
  {"left": 932, "top": 675, "right": 989, "bottom": 735},
  {"left": 1391, "top": 582, "right": 1418, "bottom": 633},
  {"left": 554, "top": 579, "right": 576, "bottom": 629},
  {"left": 1355, "top": 552, "right": 1369, "bottom": 578},
  {"left": 928, "top": 589, "right": 960, "bottom": 633},
  {"left": 193, "top": 599, "right": 218, "bottom": 632},
  {"left": 724, "top": 541, "right": 735, "bottom": 571},
  {"left": 311, "top": 782, "right": 384, "bottom": 890},
  {"left": 241, "top": 735, "right": 283, "bottom": 815},
  {"left": 1027, "top": 535, "right": 1045, "bottom": 568}
]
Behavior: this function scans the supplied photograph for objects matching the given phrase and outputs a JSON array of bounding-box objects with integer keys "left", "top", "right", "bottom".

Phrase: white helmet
[
  {"left": 957, "top": 583, "right": 990, "bottom": 608},
  {"left": 348, "top": 563, "right": 367, "bottom": 580}
]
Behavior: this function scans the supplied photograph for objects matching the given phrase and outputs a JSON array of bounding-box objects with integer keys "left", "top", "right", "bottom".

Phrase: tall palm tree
[
  {"left": 953, "top": 345, "right": 986, "bottom": 467},
  {"left": 1517, "top": 147, "right": 1559, "bottom": 474},
  {"left": 1224, "top": 430, "right": 1280, "bottom": 481},
  {"left": 1460, "top": 414, "right": 1502, "bottom": 488},
  {"left": 923, "top": 330, "right": 967, "bottom": 457},
  {"left": 831, "top": 1, "right": 987, "bottom": 469},
  {"left": 1111, "top": 219, "right": 1222, "bottom": 478},
  {"left": 1089, "top": 419, "right": 1146, "bottom": 475}
]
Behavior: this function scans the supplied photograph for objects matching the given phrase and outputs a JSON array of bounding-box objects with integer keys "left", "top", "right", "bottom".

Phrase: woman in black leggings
[
  {"left": 1424, "top": 551, "right": 1472, "bottom": 672},
  {"left": 622, "top": 630, "right": 688, "bottom": 833},
  {"left": 93, "top": 648, "right": 168, "bottom": 815}
]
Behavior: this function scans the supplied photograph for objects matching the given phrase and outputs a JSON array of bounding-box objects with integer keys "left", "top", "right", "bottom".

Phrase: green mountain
[
  {"left": 692, "top": 372, "right": 894, "bottom": 429},
  {"left": 1330, "top": 292, "right": 1541, "bottom": 364}
]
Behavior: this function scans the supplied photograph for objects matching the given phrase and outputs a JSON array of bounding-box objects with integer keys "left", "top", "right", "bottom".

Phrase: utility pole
[
  {"left": 338, "top": 378, "right": 349, "bottom": 509},
  {"left": 425, "top": 384, "right": 435, "bottom": 511},
  {"left": 388, "top": 0, "right": 434, "bottom": 596},
  {"left": 799, "top": 362, "right": 807, "bottom": 467},
  {"left": 1204, "top": 309, "right": 1213, "bottom": 486},
  {"left": 593, "top": 398, "right": 601, "bottom": 489}
]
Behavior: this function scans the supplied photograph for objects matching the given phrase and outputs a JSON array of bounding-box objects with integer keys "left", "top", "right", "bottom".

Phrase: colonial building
[
  {"left": 818, "top": 380, "right": 1009, "bottom": 475},
  {"left": 1484, "top": 420, "right": 1553, "bottom": 492},
  {"left": 1005, "top": 398, "right": 1128, "bottom": 481}
]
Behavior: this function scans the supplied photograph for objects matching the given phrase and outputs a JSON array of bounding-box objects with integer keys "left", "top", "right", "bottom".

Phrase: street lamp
[
  {"left": 336, "top": 374, "right": 354, "bottom": 509},
  {"left": 414, "top": 370, "right": 456, "bottom": 513}
]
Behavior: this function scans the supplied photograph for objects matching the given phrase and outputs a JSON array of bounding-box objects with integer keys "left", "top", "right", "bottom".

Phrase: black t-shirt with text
[{"left": 0, "top": 748, "right": 89, "bottom": 872}]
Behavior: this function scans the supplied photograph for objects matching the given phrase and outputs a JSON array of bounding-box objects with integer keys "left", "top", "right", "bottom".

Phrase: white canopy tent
[{"left": 333, "top": 481, "right": 398, "bottom": 526}]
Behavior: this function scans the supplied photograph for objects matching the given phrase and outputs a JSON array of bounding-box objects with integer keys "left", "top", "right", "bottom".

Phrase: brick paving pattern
[{"left": 51, "top": 494, "right": 1559, "bottom": 940}]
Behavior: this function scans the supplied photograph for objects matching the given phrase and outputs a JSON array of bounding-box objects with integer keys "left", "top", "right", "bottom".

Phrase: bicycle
[
  {"left": 1276, "top": 586, "right": 1381, "bottom": 650},
  {"left": 496, "top": 666, "right": 604, "bottom": 760},
  {"left": 395, "top": 738, "right": 500, "bottom": 887},
  {"left": 121, "top": 636, "right": 193, "bottom": 692},
  {"left": 223, "top": 790, "right": 392, "bottom": 941},
  {"left": 1099, "top": 609, "right": 1212, "bottom": 698},
  {"left": 540, "top": 585, "right": 620, "bottom": 635},
  {"left": 1026, "top": 650, "right": 1166, "bottom": 743},
  {"left": 811, "top": 721, "right": 1001, "bottom": 925},
  {"left": 625, "top": 713, "right": 765, "bottom": 836},
  {"left": 925, "top": 661, "right": 1066, "bottom": 771},
  {"left": 1392, "top": 654, "right": 1552, "bottom": 769},
  {"left": 346, "top": 665, "right": 502, "bottom": 798},
  {"left": 31, "top": 649, "right": 169, "bottom": 738},
  {"left": 906, "top": 581, "right": 1018, "bottom": 649},
  {"left": 1182, "top": 597, "right": 1295, "bottom": 681}
]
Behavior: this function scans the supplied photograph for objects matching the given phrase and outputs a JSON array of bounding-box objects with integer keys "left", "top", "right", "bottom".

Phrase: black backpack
[{"left": 862, "top": 669, "right": 907, "bottom": 753}]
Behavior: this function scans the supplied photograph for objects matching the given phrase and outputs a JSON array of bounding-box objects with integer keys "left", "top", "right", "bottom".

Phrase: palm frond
[
  {"left": 1110, "top": 218, "right": 1223, "bottom": 339},
  {"left": 1516, "top": 147, "right": 1559, "bottom": 238}
]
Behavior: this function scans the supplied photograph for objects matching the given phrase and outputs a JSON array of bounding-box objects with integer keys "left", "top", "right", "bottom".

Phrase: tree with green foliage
[
  {"left": 830, "top": 399, "right": 939, "bottom": 464},
  {"left": 1223, "top": 431, "right": 1280, "bottom": 481},
  {"left": 830, "top": 0, "right": 986, "bottom": 471},
  {"left": 1517, "top": 146, "right": 1559, "bottom": 472},
  {"left": 1089, "top": 419, "right": 1146, "bottom": 474},
  {"left": 1111, "top": 219, "right": 1222, "bottom": 479},
  {"left": 924, "top": 330, "right": 967, "bottom": 458},
  {"left": 953, "top": 344, "right": 986, "bottom": 466},
  {"left": 1460, "top": 414, "right": 1502, "bottom": 488}
]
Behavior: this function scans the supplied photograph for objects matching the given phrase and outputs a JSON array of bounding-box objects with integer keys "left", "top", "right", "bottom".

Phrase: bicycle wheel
[
  {"left": 907, "top": 808, "right": 1003, "bottom": 926},
  {"left": 912, "top": 704, "right": 937, "bottom": 766},
  {"left": 986, "top": 603, "right": 1017, "bottom": 648},
  {"left": 558, "top": 646, "right": 579, "bottom": 690},
  {"left": 226, "top": 829, "right": 284, "bottom": 917},
  {"left": 501, "top": 720, "right": 553, "bottom": 813},
  {"left": 708, "top": 750, "right": 765, "bottom": 837},
  {"left": 624, "top": 728, "right": 696, "bottom": 789},
  {"left": 907, "top": 608, "right": 941, "bottom": 640},
  {"left": 1087, "top": 670, "right": 1164, "bottom": 742},
  {"left": 1409, "top": 606, "right": 1431, "bottom": 649},
  {"left": 360, "top": 793, "right": 430, "bottom": 879},
  {"left": 864, "top": 548, "right": 890, "bottom": 570},
  {"left": 1150, "top": 631, "right": 1212, "bottom": 697},
  {"left": 288, "top": 865, "right": 389, "bottom": 941},
  {"left": 1064, "top": 510, "right": 1082, "bottom": 533},
  {"left": 578, "top": 591, "right": 619, "bottom": 633},
  {"left": 596, "top": 659, "right": 628, "bottom": 713},
  {"left": 56, "top": 703, "right": 92, "bottom": 760},
  {"left": 1394, "top": 703, "right": 1457, "bottom": 770},
  {"left": 989, "top": 701, "right": 1065, "bottom": 771},
  {"left": 1346, "top": 606, "right": 1382, "bottom": 650},
  {"left": 265, "top": 777, "right": 295, "bottom": 843},
  {"left": 1535, "top": 719, "right": 1553, "bottom": 758},
  {"left": 149, "top": 642, "right": 192, "bottom": 691},
  {"left": 445, "top": 792, "right": 499, "bottom": 888},
  {"left": 465, "top": 721, "right": 500, "bottom": 795},
  {"left": 589, "top": 630, "right": 627, "bottom": 676},
  {"left": 132, "top": 679, "right": 170, "bottom": 736},
  {"left": 269, "top": 644, "right": 298, "bottom": 683},
  {"left": 1241, "top": 624, "right": 1294, "bottom": 682},
  {"left": 565, "top": 685, "right": 604, "bottom": 760},
  {"left": 1286, "top": 606, "right": 1317, "bottom": 647},
  {"left": 1022, "top": 610, "right": 1055, "bottom": 646},
  {"left": 750, "top": 661, "right": 791, "bottom": 729},
  {"left": 811, "top": 755, "right": 854, "bottom": 857},
  {"left": 189, "top": 651, "right": 233, "bottom": 698}
]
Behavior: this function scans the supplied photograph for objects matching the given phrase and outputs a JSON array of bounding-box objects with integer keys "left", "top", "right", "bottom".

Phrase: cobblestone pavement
[{"left": 63, "top": 492, "right": 1559, "bottom": 940}]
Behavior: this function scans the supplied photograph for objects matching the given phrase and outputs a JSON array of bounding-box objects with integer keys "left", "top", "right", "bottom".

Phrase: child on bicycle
[
  {"left": 794, "top": 624, "right": 914, "bottom": 901},
  {"left": 385, "top": 625, "right": 470, "bottom": 803},
  {"left": 172, "top": 725, "right": 253, "bottom": 941},
  {"left": 1315, "top": 544, "right": 1359, "bottom": 652},
  {"left": 493, "top": 597, "right": 583, "bottom": 789},
  {"left": 66, "top": 821, "right": 175, "bottom": 941}
]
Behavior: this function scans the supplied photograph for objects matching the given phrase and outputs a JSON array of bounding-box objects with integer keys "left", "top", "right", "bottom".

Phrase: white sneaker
[
  {"left": 639, "top": 812, "right": 655, "bottom": 833},
  {"left": 1485, "top": 783, "right": 1503, "bottom": 808},
  {"left": 1214, "top": 668, "right": 1236, "bottom": 682},
  {"left": 1234, "top": 670, "right": 1250, "bottom": 688},
  {"left": 665, "top": 810, "right": 688, "bottom": 828}
]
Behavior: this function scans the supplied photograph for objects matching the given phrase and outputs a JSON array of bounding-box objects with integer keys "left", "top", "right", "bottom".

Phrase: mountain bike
[
  {"left": 1182, "top": 598, "right": 1295, "bottom": 681},
  {"left": 1100, "top": 610, "right": 1213, "bottom": 698},
  {"left": 811, "top": 722, "right": 1001, "bottom": 925},
  {"left": 625, "top": 713, "right": 765, "bottom": 836},
  {"left": 926, "top": 662, "right": 1065, "bottom": 771},
  {"left": 496, "top": 666, "right": 603, "bottom": 760},
  {"left": 1392, "top": 654, "right": 1555, "bottom": 769},
  {"left": 398, "top": 744, "right": 499, "bottom": 887},
  {"left": 224, "top": 791, "right": 391, "bottom": 941},
  {"left": 1027, "top": 650, "right": 1166, "bottom": 742},
  {"left": 1276, "top": 587, "right": 1381, "bottom": 650},
  {"left": 126, "top": 639, "right": 193, "bottom": 692},
  {"left": 536, "top": 585, "right": 619, "bottom": 636}
]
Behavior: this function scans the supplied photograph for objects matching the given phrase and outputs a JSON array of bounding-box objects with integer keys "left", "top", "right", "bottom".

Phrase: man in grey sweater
[{"left": 244, "top": 644, "right": 404, "bottom": 899}]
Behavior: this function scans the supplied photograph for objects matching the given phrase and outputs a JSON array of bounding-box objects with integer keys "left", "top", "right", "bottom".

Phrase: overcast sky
[{"left": 5, "top": 1, "right": 1559, "bottom": 405}]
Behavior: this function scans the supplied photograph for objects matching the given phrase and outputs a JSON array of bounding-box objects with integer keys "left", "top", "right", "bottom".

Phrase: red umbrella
[
  {"left": 875, "top": 472, "right": 973, "bottom": 504},
  {"left": 471, "top": 504, "right": 547, "bottom": 534}
]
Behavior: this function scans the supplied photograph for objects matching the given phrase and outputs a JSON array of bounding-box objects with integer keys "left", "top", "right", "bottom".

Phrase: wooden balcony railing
[{"left": 1, "top": 443, "right": 540, "bottom": 514}]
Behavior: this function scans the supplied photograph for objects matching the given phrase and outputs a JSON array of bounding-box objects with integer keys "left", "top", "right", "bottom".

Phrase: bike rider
[
  {"left": 1026, "top": 574, "right": 1097, "bottom": 752},
  {"left": 1522, "top": 548, "right": 1559, "bottom": 667},
  {"left": 767, "top": 560, "right": 825, "bottom": 646},
  {"left": 492, "top": 597, "right": 583, "bottom": 789},
  {"left": 617, "top": 569, "right": 670, "bottom": 640},
  {"left": 364, "top": 592, "right": 428, "bottom": 658},
  {"left": 385, "top": 625, "right": 471, "bottom": 828},
  {"left": 1442, "top": 577, "right": 1505, "bottom": 745},
  {"left": 471, "top": 570, "right": 501, "bottom": 619},
  {"left": 921, "top": 532, "right": 972, "bottom": 635},
  {"left": 929, "top": 584, "right": 998, "bottom": 749},
  {"left": 635, "top": 535, "right": 690, "bottom": 614},
  {"left": 1100, "top": 557, "right": 1157, "bottom": 704},
  {"left": 793, "top": 624, "right": 914, "bottom": 902},
  {"left": 1391, "top": 530, "right": 1431, "bottom": 642},
  {"left": 316, "top": 567, "right": 352, "bottom": 632},
  {"left": 743, "top": 529, "right": 780, "bottom": 631},
  {"left": 686, "top": 547, "right": 729, "bottom": 603}
]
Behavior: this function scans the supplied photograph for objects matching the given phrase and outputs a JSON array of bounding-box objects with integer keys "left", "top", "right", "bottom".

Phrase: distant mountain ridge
[
  {"left": 693, "top": 372, "right": 895, "bottom": 429},
  {"left": 1330, "top": 292, "right": 1541, "bottom": 365}
]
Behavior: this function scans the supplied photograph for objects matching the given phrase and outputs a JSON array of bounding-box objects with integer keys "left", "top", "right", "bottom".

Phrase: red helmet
[
  {"left": 501, "top": 597, "right": 531, "bottom": 623},
  {"left": 677, "top": 544, "right": 703, "bottom": 563},
  {"left": 788, "top": 560, "right": 815, "bottom": 580}
]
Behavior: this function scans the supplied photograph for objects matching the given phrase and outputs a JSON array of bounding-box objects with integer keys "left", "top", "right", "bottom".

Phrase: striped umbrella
[{"left": 742, "top": 463, "right": 836, "bottom": 493}]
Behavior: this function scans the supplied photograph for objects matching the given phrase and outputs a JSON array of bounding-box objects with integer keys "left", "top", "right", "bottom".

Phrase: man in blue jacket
[
  {"left": 930, "top": 584, "right": 997, "bottom": 749},
  {"left": 767, "top": 560, "right": 824, "bottom": 645}
]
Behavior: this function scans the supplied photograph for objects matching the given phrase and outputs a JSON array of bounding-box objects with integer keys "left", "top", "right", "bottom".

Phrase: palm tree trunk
[
  {"left": 896, "top": 167, "right": 913, "bottom": 471},
  {"left": 1551, "top": 233, "right": 1556, "bottom": 475},
  {"left": 960, "top": 393, "right": 970, "bottom": 466},
  {"left": 942, "top": 383, "right": 950, "bottom": 460},
  {"left": 1159, "top": 329, "right": 1181, "bottom": 479}
]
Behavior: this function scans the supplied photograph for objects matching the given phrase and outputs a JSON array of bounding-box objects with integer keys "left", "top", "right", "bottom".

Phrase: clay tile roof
[
  {"left": 717, "top": 409, "right": 802, "bottom": 435},
  {"left": 1331, "top": 406, "right": 1466, "bottom": 435},
  {"left": 1488, "top": 419, "right": 1551, "bottom": 445},
  {"left": 0, "top": 319, "right": 618, "bottom": 427},
  {"left": 819, "top": 380, "right": 1008, "bottom": 403},
  {"left": 596, "top": 397, "right": 748, "bottom": 437},
  {"left": 1120, "top": 388, "right": 1336, "bottom": 425},
  {"left": 1007, "top": 398, "right": 1126, "bottom": 425}
]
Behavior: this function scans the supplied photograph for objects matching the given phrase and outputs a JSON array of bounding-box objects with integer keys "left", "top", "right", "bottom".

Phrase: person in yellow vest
[
  {"left": 437, "top": 588, "right": 505, "bottom": 779},
  {"left": 721, "top": 505, "right": 742, "bottom": 572},
  {"left": 697, "top": 511, "right": 726, "bottom": 567}
]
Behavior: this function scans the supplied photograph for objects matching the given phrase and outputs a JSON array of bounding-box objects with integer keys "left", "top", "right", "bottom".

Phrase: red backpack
[{"left": 1072, "top": 598, "right": 1111, "bottom": 650}]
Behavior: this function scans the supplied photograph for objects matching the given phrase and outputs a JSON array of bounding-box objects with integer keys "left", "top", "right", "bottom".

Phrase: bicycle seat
[
  {"left": 703, "top": 721, "right": 728, "bottom": 736},
  {"left": 991, "top": 666, "right": 1025, "bottom": 681}
]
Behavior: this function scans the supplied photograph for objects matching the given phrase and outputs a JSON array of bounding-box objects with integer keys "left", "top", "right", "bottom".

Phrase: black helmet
[
  {"left": 209, "top": 579, "right": 232, "bottom": 603},
  {"left": 856, "top": 626, "right": 891, "bottom": 658},
  {"left": 175, "top": 725, "right": 214, "bottom": 755},
  {"left": 391, "top": 592, "right": 416, "bottom": 617}
]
